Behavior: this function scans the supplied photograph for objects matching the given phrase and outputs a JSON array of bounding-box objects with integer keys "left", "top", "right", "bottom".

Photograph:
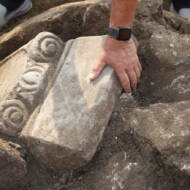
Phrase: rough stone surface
[
  {"left": 164, "top": 10, "right": 190, "bottom": 34},
  {"left": 0, "top": 32, "right": 64, "bottom": 137},
  {"left": 0, "top": 139, "right": 27, "bottom": 190},
  {"left": 122, "top": 101, "right": 190, "bottom": 175},
  {"left": 120, "top": 19, "right": 190, "bottom": 178},
  {"left": 83, "top": 150, "right": 170, "bottom": 190},
  {"left": 136, "top": 0, "right": 164, "bottom": 23},
  {"left": 82, "top": 1, "right": 110, "bottom": 36},
  {"left": 163, "top": 0, "right": 171, "bottom": 10},
  {"left": 138, "top": 29, "right": 190, "bottom": 103},
  {"left": 0, "top": 50, "right": 28, "bottom": 103},
  {"left": 62, "top": 125, "right": 177, "bottom": 190},
  {"left": 21, "top": 35, "right": 121, "bottom": 171}
]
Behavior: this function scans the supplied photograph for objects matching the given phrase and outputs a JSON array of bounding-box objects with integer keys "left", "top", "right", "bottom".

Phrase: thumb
[{"left": 89, "top": 60, "right": 106, "bottom": 81}]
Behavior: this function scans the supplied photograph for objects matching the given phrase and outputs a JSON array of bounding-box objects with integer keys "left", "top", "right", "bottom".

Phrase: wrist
[
  {"left": 110, "top": 22, "right": 133, "bottom": 28},
  {"left": 104, "top": 36, "right": 133, "bottom": 49},
  {"left": 108, "top": 26, "right": 132, "bottom": 41}
]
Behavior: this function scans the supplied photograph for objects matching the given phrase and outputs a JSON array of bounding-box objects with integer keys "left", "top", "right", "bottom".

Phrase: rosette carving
[
  {"left": 0, "top": 100, "right": 29, "bottom": 136},
  {"left": 16, "top": 64, "right": 48, "bottom": 106},
  {"left": 28, "top": 32, "right": 64, "bottom": 63},
  {"left": 18, "top": 65, "right": 46, "bottom": 93}
]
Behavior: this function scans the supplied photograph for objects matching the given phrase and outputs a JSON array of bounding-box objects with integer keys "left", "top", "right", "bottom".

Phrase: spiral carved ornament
[
  {"left": 28, "top": 32, "right": 64, "bottom": 63},
  {"left": 0, "top": 100, "right": 29, "bottom": 136}
]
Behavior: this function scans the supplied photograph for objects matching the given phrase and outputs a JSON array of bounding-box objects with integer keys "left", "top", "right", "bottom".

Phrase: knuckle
[
  {"left": 131, "top": 78, "right": 137, "bottom": 85},
  {"left": 126, "top": 66, "right": 133, "bottom": 73},
  {"left": 120, "top": 77, "right": 127, "bottom": 84},
  {"left": 125, "top": 88, "right": 131, "bottom": 93},
  {"left": 92, "top": 67, "right": 98, "bottom": 72},
  {"left": 136, "top": 71, "right": 140, "bottom": 78},
  {"left": 122, "top": 81, "right": 129, "bottom": 87}
]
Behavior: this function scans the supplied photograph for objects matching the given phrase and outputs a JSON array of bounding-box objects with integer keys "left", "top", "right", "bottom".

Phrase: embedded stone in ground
[
  {"left": 63, "top": 129, "right": 176, "bottom": 190},
  {"left": 21, "top": 35, "right": 121, "bottom": 170},
  {"left": 123, "top": 101, "right": 190, "bottom": 175},
  {"left": 138, "top": 30, "right": 190, "bottom": 103},
  {"left": 0, "top": 139, "right": 27, "bottom": 190},
  {"left": 136, "top": 0, "right": 163, "bottom": 22}
]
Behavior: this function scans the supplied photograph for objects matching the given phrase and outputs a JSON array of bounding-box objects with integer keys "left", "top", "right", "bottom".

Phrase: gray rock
[
  {"left": 82, "top": 2, "right": 110, "bottom": 36},
  {"left": 21, "top": 35, "right": 121, "bottom": 171},
  {"left": 64, "top": 130, "right": 176, "bottom": 190},
  {"left": 138, "top": 29, "right": 190, "bottom": 103},
  {"left": 136, "top": 0, "right": 163, "bottom": 23},
  {"left": 163, "top": 0, "right": 171, "bottom": 10},
  {"left": 164, "top": 10, "right": 190, "bottom": 34},
  {"left": 86, "top": 151, "right": 169, "bottom": 190},
  {"left": 0, "top": 32, "right": 63, "bottom": 137},
  {"left": 0, "top": 139, "right": 27, "bottom": 189},
  {"left": 123, "top": 101, "right": 190, "bottom": 174}
]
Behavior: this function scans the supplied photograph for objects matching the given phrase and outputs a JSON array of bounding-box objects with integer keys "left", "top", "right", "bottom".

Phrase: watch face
[{"left": 118, "top": 28, "right": 131, "bottom": 41}]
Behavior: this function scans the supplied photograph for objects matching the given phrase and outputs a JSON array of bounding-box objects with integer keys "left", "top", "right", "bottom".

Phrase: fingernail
[{"left": 88, "top": 73, "right": 95, "bottom": 80}]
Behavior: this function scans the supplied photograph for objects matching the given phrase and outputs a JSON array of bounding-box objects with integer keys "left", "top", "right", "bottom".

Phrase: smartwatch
[{"left": 108, "top": 26, "right": 132, "bottom": 41}]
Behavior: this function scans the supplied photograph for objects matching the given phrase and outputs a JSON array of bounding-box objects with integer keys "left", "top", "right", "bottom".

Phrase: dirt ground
[
  {"left": 1, "top": 0, "right": 171, "bottom": 34},
  {"left": 0, "top": 0, "right": 85, "bottom": 34},
  {"left": 2, "top": 1, "right": 188, "bottom": 190}
]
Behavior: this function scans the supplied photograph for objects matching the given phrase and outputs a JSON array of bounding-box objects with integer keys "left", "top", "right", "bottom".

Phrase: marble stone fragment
[
  {"left": 0, "top": 139, "right": 27, "bottom": 190},
  {"left": 0, "top": 32, "right": 64, "bottom": 137},
  {"left": 21, "top": 36, "right": 121, "bottom": 170},
  {"left": 0, "top": 50, "right": 28, "bottom": 103}
]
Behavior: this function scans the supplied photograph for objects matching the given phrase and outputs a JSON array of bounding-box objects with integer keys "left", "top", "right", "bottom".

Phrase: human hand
[{"left": 89, "top": 36, "right": 142, "bottom": 93}]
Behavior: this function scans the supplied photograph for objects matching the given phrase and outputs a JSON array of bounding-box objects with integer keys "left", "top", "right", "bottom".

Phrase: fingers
[
  {"left": 122, "top": 60, "right": 141, "bottom": 92},
  {"left": 137, "top": 60, "right": 142, "bottom": 72},
  {"left": 116, "top": 70, "right": 131, "bottom": 93},
  {"left": 116, "top": 60, "right": 142, "bottom": 93},
  {"left": 127, "top": 70, "right": 138, "bottom": 91},
  {"left": 134, "top": 65, "right": 141, "bottom": 82},
  {"left": 89, "top": 59, "right": 106, "bottom": 80}
]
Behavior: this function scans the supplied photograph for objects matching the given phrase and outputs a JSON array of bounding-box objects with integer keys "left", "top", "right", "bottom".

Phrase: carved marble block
[
  {"left": 21, "top": 36, "right": 121, "bottom": 170},
  {"left": 0, "top": 32, "right": 64, "bottom": 137}
]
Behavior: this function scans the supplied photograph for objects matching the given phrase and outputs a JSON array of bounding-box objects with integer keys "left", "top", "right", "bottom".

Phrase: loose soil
[
  {"left": 1, "top": 0, "right": 190, "bottom": 190},
  {"left": 0, "top": 0, "right": 84, "bottom": 34}
]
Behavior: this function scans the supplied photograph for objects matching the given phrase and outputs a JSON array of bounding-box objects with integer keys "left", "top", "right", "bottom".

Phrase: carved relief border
[{"left": 0, "top": 32, "right": 64, "bottom": 137}]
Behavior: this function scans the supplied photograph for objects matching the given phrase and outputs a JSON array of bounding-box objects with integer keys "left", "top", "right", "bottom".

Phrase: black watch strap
[
  {"left": 108, "top": 26, "right": 132, "bottom": 41},
  {"left": 108, "top": 28, "right": 119, "bottom": 39}
]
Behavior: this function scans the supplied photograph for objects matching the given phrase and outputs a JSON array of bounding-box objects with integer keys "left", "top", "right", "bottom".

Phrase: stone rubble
[
  {"left": 122, "top": 101, "right": 190, "bottom": 175},
  {"left": 138, "top": 29, "right": 190, "bottom": 103},
  {"left": 0, "top": 139, "right": 27, "bottom": 190}
]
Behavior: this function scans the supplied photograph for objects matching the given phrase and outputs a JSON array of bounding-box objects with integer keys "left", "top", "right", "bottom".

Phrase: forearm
[
  {"left": 90, "top": 0, "right": 141, "bottom": 93},
  {"left": 110, "top": 0, "right": 137, "bottom": 28}
]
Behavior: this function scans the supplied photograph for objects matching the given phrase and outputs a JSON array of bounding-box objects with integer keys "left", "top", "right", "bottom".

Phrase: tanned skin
[{"left": 89, "top": 0, "right": 142, "bottom": 93}]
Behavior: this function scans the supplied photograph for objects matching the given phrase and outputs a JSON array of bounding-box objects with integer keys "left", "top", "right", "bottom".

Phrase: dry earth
[{"left": 0, "top": 0, "right": 190, "bottom": 190}]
